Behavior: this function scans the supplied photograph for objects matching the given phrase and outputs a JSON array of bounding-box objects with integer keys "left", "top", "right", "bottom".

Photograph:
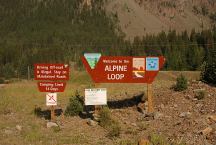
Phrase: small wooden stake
[{"left": 147, "top": 83, "right": 154, "bottom": 113}]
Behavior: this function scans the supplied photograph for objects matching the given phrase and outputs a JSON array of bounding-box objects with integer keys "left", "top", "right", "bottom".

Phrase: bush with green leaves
[
  {"left": 0, "top": 78, "right": 4, "bottom": 84},
  {"left": 34, "top": 106, "right": 42, "bottom": 117},
  {"left": 150, "top": 134, "right": 186, "bottom": 145},
  {"left": 99, "top": 107, "right": 121, "bottom": 138},
  {"left": 52, "top": 126, "right": 61, "bottom": 133},
  {"left": 150, "top": 134, "right": 168, "bottom": 145},
  {"left": 107, "top": 122, "right": 121, "bottom": 138},
  {"left": 2, "top": 63, "right": 15, "bottom": 79},
  {"left": 174, "top": 74, "right": 188, "bottom": 91},
  {"left": 99, "top": 107, "right": 112, "bottom": 127},
  {"left": 64, "top": 92, "right": 83, "bottom": 116},
  {"left": 118, "top": 139, "right": 134, "bottom": 145},
  {"left": 201, "top": 42, "right": 216, "bottom": 85},
  {"left": 195, "top": 89, "right": 206, "bottom": 100}
]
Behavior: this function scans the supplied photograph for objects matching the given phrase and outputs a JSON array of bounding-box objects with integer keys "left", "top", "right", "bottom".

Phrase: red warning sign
[
  {"left": 34, "top": 64, "right": 69, "bottom": 81},
  {"left": 34, "top": 63, "right": 69, "bottom": 92},
  {"left": 37, "top": 82, "right": 66, "bottom": 92},
  {"left": 82, "top": 55, "right": 165, "bottom": 83}
]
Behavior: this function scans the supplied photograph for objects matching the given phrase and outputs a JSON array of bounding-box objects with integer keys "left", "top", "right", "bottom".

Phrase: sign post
[
  {"left": 46, "top": 92, "right": 58, "bottom": 121},
  {"left": 147, "top": 83, "right": 153, "bottom": 113},
  {"left": 82, "top": 54, "right": 165, "bottom": 113},
  {"left": 94, "top": 83, "right": 102, "bottom": 116},
  {"left": 51, "top": 105, "right": 55, "bottom": 121},
  {"left": 34, "top": 63, "right": 69, "bottom": 121}
]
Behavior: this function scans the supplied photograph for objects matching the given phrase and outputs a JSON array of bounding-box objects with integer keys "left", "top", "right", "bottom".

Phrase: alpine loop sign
[{"left": 82, "top": 54, "right": 165, "bottom": 83}]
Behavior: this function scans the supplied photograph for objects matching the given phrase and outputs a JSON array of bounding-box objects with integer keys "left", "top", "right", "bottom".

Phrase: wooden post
[
  {"left": 94, "top": 83, "right": 101, "bottom": 116},
  {"left": 94, "top": 105, "right": 101, "bottom": 115},
  {"left": 51, "top": 105, "right": 55, "bottom": 121},
  {"left": 147, "top": 83, "right": 154, "bottom": 113}
]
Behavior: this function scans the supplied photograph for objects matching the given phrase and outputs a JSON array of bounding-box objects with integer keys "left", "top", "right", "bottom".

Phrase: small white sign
[
  {"left": 85, "top": 88, "right": 107, "bottom": 105},
  {"left": 46, "top": 93, "right": 57, "bottom": 106}
]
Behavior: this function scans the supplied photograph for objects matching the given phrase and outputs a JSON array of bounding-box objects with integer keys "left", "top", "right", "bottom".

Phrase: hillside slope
[
  {"left": 0, "top": 0, "right": 215, "bottom": 79},
  {"left": 106, "top": 0, "right": 216, "bottom": 39}
]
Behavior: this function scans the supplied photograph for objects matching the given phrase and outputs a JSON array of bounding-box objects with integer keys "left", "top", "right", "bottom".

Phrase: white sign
[
  {"left": 85, "top": 88, "right": 107, "bottom": 105},
  {"left": 46, "top": 93, "right": 57, "bottom": 106}
]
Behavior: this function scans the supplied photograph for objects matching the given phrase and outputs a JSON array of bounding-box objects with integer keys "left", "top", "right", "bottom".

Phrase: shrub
[
  {"left": 64, "top": 92, "right": 83, "bottom": 116},
  {"left": 195, "top": 89, "right": 206, "bottom": 100},
  {"left": 201, "top": 44, "right": 216, "bottom": 85},
  {"left": 52, "top": 126, "right": 61, "bottom": 133},
  {"left": 118, "top": 139, "right": 134, "bottom": 145},
  {"left": 99, "top": 107, "right": 121, "bottom": 138},
  {"left": 174, "top": 74, "right": 188, "bottom": 91},
  {"left": 149, "top": 134, "right": 186, "bottom": 145},
  {"left": 99, "top": 107, "right": 112, "bottom": 127},
  {"left": 137, "top": 121, "right": 148, "bottom": 131},
  {"left": 0, "top": 78, "right": 4, "bottom": 84},
  {"left": 200, "top": 61, "right": 207, "bottom": 81},
  {"left": 107, "top": 122, "right": 121, "bottom": 138},
  {"left": 2, "top": 63, "right": 15, "bottom": 79},
  {"left": 125, "top": 127, "right": 138, "bottom": 135},
  {"left": 193, "top": 6, "right": 200, "bottom": 14},
  {"left": 150, "top": 134, "right": 168, "bottom": 145},
  {"left": 33, "top": 106, "right": 52, "bottom": 120},
  {"left": 201, "top": 5, "right": 208, "bottom": 16},
  {"left": 210, "top": 12, "right": 216, "bottom": 22},
  {"left": 34, "top": 106, "right": 42, "bottom": 117}
]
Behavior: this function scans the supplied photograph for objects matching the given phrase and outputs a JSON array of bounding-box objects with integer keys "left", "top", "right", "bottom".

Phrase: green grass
[
  {"left": 150, "top": 134, "right": 186, "bottom": 145},
  {"left": 58, "top": 134, "right": 89, "bottom": 144},
  {"left": 0, "top": 71, "right": 199, "bottom": 145},
  {"left": 116, "top": 139, "right": 137, "bottom": 145},
  {"left": 150, "top": 134, "right": 168, "bottom": 145}
]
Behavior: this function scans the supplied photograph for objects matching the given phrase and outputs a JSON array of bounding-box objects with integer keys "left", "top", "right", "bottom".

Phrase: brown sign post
[
  {"left": 51, "top": 105, "right": 55, "bottom": 121},
  {"left": 93, "top": 83, "right": 101, "bottom": 116},
  {"left": 147, "top": 83, "right": 154, "bottom": 113}
]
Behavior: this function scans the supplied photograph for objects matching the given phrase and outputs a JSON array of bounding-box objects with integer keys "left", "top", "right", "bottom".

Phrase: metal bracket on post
[{"left": 147, "top": 83, "right": 154, "bottom": 113}]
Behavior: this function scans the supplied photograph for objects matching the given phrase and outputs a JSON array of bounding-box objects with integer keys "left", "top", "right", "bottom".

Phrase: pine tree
[{"left": 201, "top": 30, "right": 216, "bottom": 85}]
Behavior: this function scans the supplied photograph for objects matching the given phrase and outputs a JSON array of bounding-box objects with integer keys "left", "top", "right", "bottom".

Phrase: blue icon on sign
[{"left": 146, "top": 57, "right": 159, "bottom": 71}]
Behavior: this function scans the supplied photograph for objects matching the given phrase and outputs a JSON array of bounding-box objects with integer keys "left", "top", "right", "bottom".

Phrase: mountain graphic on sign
[
  {"left": 84, "top": 53, "right": 101, "bottom": 69},
  {"left": 132, "top": 58, "right": 145, "bottom": 78}
]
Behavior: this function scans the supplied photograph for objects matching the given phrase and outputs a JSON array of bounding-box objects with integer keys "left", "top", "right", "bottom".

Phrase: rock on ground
[{"left": 47, "top": 122, "right": 58, "bottom": 128}]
